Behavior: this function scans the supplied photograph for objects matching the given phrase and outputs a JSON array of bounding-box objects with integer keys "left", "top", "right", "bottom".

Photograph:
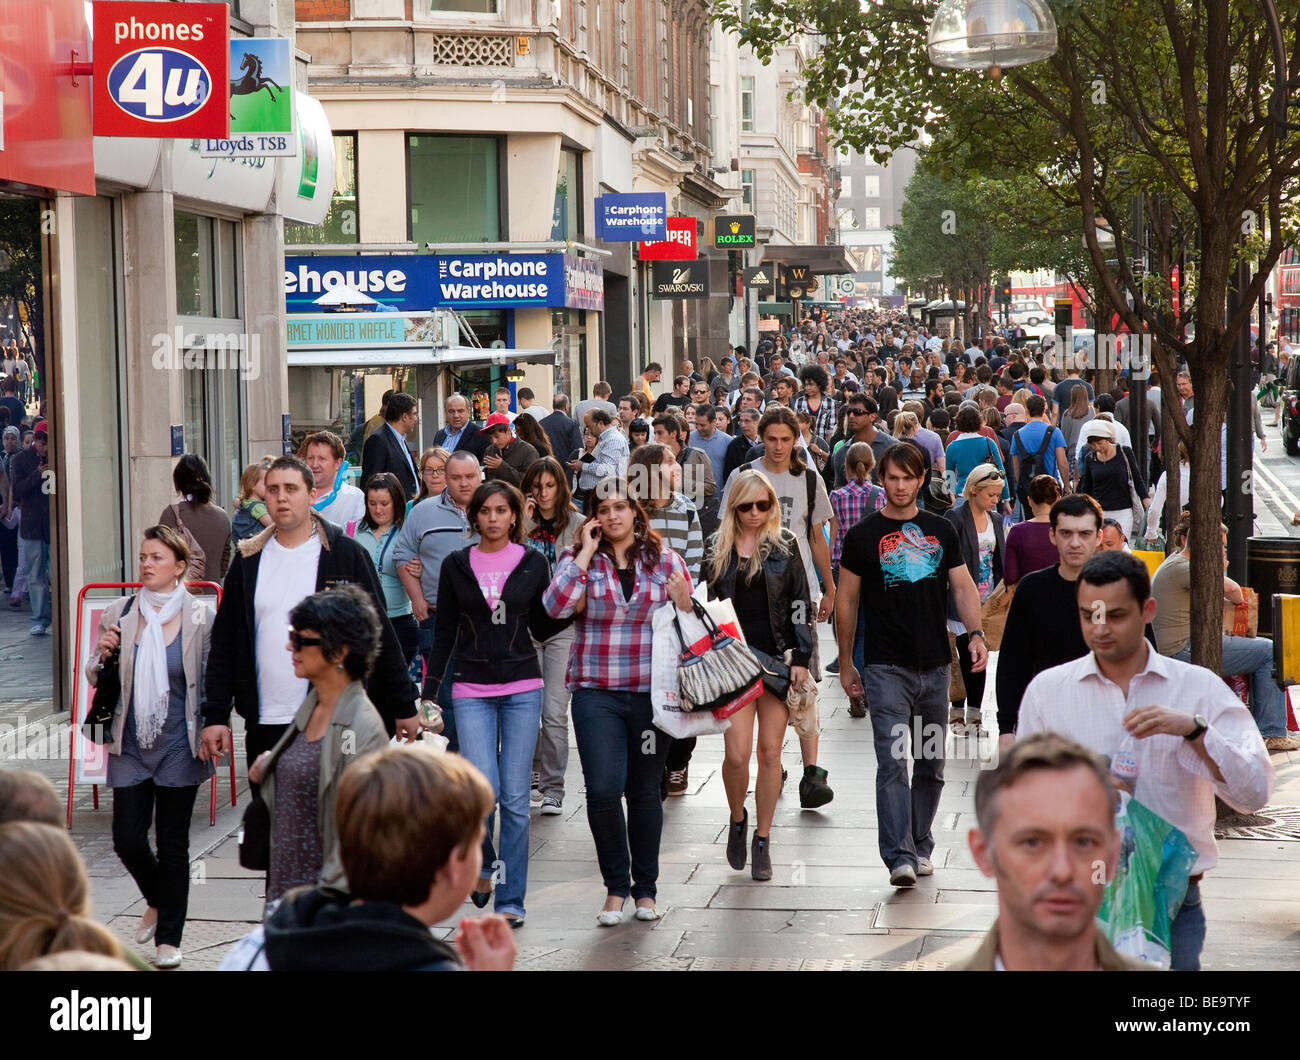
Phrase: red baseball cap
[
  {"left": 33, "top": 419, "right": 48, "bottom": 436},
  {"left": 483, "top": 413, "right": 512, "bottom": 431}
]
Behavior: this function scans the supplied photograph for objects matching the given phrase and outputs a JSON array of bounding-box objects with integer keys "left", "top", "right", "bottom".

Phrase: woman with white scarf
[{"left": 86, "top": 524, "right": 214, "bottom": 969}]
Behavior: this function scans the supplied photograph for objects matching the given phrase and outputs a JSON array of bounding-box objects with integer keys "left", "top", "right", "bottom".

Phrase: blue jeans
[
  {"left": 420, "top": 613, "right": 458, "bottom": 752},
  {"left": 454, "top": 689, "right": 543, "bottom": 919},
  {"left": 861, "top": 664, "right": 949, "bottom": 871},
  {"left": 22, "top": 537, "right": 49, "bottom": 626},
  {"left": 570, "top": 689, "right": 669, "bottom": 901},
  {"left": 1174, "top": 636, "right": 1286, "bottom": 738},
  {"left": 1170, "top": 880, "right": 1205, "bottom": 971}
]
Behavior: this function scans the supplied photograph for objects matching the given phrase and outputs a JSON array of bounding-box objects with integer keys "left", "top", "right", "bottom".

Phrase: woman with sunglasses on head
[
  {"left": 522, "top": 457, "right": 580, "bottom": 816},
  {"left": 943, "top": 463, "right": 1006, "bottom": 736},
  {"left": 248, "top": 585, "right": 389, "bottom": 906},
  {"left": 706, "top": 471, "right": 813, "bottom": 880},
  {"left": 422, "top": 481, "right": 555, "bottom": 927},
  {"left": 542, "top": 477, "right": 694, "bottom": 925},
  {"left": 350, "top": 473, "right": 418, "bottom": 666}
]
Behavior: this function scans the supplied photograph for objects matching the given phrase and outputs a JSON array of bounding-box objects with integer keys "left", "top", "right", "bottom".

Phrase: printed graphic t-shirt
[{"left": 839, "top": 508, "right": 964, "bottom": 670}]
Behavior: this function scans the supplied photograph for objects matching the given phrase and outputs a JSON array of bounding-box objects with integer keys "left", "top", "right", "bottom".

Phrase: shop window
[
  {"left": 74, "top": 197, "right": 128, "bottom": 584},
  {"left": 551, "top": 148, "right": 585, "bottom": 242},
  {"left": 408, "top": 135, "right": 502, "bottom": 244},
  {"left": 286, "top": 134, "right": 359, "bottom": 246},
  {"left": 175, "top": 212, "right": 240, "bottom": 319},
  {"left": 430, "top": 0, "right": 497, "bottom": 11}
]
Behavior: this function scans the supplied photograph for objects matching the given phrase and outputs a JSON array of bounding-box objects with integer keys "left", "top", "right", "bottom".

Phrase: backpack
[
  {"left": 1014, "top": 424, "right": 1055, "bottom": 498},
  {"left": 169, "top": 503, "right": 208, "bottom": 581},
  {"left": 741, "top": 461, "right": 818, "bottom": 534}
]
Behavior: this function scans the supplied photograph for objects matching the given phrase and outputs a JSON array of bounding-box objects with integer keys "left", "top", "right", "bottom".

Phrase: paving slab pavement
[{"left": 3, "top": 623, "right": 1299, "bottom": 971}]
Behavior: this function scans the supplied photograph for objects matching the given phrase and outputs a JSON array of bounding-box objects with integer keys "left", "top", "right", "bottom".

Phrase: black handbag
[
  {"left": 748, "top": 645, "right": 793, "bottom": 699},
  {"left": 82, "top": 596, "right": 136, "bottom": 746},
  {"left": 238, "top": 727, "right": 299, "bottom": 871}
]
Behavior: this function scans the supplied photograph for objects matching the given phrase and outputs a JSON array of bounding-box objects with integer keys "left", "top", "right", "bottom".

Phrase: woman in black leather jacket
[{"left": 704, "top": 469, "right": 813, "bottom": 882}]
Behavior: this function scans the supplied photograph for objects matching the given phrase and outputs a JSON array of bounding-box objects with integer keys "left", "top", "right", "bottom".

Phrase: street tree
[{"left": 717, "top": 0, "right": 1300, "bottom": 669}]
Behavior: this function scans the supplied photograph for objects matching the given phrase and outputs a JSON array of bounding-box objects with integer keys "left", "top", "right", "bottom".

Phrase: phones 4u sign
[{"left": 93, "top": 2, "right": 231, "bottom": 138}]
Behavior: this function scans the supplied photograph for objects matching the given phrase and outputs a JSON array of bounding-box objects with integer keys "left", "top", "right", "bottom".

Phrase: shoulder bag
[
  {"left": 82, "top": 596, "right": 137, "bottom": 745},
  {"left": 239, "top": 726, "right": 300, "bottom": 871}
]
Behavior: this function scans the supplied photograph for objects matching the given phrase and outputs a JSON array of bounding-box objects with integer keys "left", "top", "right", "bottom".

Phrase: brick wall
[{"left": 296, "top": 0, "right": 349, "bottom": 20}]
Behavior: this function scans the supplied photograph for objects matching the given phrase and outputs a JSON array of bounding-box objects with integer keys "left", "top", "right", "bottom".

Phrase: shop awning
[
  {"left": 759, "top": 245, "right": 856, "bottom": 275},
  {"left": 288, "top": 346, "right": 558, "bottom": 368}
]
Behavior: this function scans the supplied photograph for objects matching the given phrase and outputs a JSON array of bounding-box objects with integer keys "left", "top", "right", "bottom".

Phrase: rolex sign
[{"left": 713, "top": 214, "right": 756, "bottom": 248}]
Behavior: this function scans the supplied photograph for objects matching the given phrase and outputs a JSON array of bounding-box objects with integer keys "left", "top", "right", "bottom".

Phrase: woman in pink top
[{"left": 422, "top": 481, "right": 559, "bottom": 928}]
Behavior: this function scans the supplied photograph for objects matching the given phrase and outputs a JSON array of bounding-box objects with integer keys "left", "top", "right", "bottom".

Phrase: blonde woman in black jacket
[{"left": 705, "top": 470, "right": 813, "bottom": 881}]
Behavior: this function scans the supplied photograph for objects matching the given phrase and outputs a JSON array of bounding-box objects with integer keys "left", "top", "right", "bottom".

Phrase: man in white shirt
[
  {"left": 304, "top": 431, "right": 366, "bottom": 531},
  {"left": 1018, "top": 550, "right": 1273, "bottom": 971},
  {"left": 202, "top": 455, "right": 421, "bottom": 779},
  {"left": 516, "top": 387, "right": 548, "bottom": 421},
  {"left": 492, "top": 387, "right": 517, "bottom": 423}
]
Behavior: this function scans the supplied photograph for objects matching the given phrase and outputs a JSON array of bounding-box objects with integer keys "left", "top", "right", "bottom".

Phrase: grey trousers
[{"left": 532, "top": 627, "right": 575, "bottom": 799}]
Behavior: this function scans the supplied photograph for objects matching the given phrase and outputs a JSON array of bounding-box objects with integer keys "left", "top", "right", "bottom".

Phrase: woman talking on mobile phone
[{"left": 542, "top": 477, "right": 694, "bottom": 926}]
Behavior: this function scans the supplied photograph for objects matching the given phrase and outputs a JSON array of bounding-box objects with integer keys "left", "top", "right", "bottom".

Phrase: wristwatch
[
  {"left": 967, "top": 629, "right": 987, "bottom": 641},
  {"left": 1184, "top": 714, "right": 1209, "bottom": 741}
]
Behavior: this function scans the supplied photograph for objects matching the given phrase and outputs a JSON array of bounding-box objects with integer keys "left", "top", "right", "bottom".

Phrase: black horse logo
[{"left": 229, "top": 53, "right": 282, "bottom": 120}]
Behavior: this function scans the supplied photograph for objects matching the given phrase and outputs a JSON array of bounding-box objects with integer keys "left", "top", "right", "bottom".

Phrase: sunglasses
[
  {"left": 289, "top": 631, "right": 323, "bottom": 651},
  {"left": 736, "top": 499, "right": 774, "bottom": 514}
]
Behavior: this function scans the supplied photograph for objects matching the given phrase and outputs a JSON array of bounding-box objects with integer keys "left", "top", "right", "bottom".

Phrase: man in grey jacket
[{"left": 393, "top": 451, "right": 481, "bottom": 750}]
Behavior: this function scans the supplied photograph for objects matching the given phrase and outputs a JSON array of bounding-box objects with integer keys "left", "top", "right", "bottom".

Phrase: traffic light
[{"left": 998, "top": 278, "right": 1013, "bottom": 304}]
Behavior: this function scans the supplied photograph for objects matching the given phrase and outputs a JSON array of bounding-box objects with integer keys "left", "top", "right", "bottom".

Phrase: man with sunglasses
[
  {"left": 201, "top": 455, "right": 421, "bottom": 786},
  {"left": 831, "top": 394, "right": 893, "bottom": 488}
]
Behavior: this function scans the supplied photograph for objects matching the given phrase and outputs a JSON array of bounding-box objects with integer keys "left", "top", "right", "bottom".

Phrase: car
[
  {"left": 1009, "top": 299, "right": 1049, "bottom": 326},
  {"left": 1281, "top": 354, "right": 1300, "bottom": 455}
]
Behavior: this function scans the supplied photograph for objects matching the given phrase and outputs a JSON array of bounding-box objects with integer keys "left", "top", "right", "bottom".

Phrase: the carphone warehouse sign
[
  {"left": 285, "top": 254, "right": 603, "bottom": 312},
  {"left": 596, "top": 192, "right": 667, "bottom": 241},
  {"left": 93, "top": 2, "right": 231, "bottom": 138},
  {"left": 433, "top": 254, "right": 561, "bottom": 307}
]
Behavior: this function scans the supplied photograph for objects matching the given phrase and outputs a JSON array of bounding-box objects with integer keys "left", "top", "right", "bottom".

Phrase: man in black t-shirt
[{"left": 835, "top": 442, "right": 987, "bottom": 890}]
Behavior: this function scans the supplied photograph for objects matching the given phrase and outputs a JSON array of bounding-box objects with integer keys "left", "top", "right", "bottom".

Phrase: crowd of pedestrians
[{"left": 9, "top": 306, "right": 1293, "bottom": 974}]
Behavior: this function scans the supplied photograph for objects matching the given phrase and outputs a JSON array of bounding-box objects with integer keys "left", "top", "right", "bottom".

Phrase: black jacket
[
  {"left": 704, "top": 529, "right": 814, "bottom": 668},
  {"left": 723, "top": 433, "right": 759, "bottom": 484},
  {"left": 361, "top": 423, "right": 418, "bottom": 499},
  {"left": 202, "top": 514, "right": 417, "bottom": 734},
  {"left": 11, "top": 446, "right": 48, "bottom": 541},
  {"left": 540, "top": 410, "right": 583, "bottom": 463},
  {"left": 422, "top": 546, "right": 562, "bottom": 696},
  {"left": 260, "top": 887, "right": 460, "bottom": 972},
  {"left": 433, "top": 421, "right": 488, "bottom": 459},
  {"left": 943, "top": 501, "right": 1005, "bottom": 623}
]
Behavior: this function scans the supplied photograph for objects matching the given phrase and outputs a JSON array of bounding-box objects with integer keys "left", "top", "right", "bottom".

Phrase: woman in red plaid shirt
[{"left": 542, "top": 477, "right": 694, "bottom": 926}]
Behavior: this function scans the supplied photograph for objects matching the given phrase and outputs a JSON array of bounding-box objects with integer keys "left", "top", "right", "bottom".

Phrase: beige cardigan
[
  {"left": 259, "top": 680, "right": 389, "bottom": 893},
  {"left": 84, "top": 591, "right": 213, "bottom": 758}
]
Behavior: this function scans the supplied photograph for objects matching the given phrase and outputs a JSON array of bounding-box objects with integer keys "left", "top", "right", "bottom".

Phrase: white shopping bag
[{"left": 650, "top": 586, "right": 734, "bottom": 740}]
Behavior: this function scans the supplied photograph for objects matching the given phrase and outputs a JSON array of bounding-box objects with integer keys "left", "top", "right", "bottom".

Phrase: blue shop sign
[
  {"left": 596, "top": 192, "right": 667, "bottom": 241},
  {"left": 285, "top": 253, "right": 603, "bottom": 311}
]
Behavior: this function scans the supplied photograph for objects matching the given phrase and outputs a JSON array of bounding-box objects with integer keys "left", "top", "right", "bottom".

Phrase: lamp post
[{"left": 927, "top": 0, "right": 1058, "bottom": 79}]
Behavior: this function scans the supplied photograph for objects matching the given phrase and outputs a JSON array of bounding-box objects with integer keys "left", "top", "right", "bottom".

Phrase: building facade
[{"left": 833, "top": 142, "right": 917, "bottom": 306}]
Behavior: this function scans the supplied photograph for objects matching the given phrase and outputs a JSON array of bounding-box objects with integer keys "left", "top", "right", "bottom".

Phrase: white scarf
[{"left": 133, "top": 585, "right": 186, "bottom": 749}]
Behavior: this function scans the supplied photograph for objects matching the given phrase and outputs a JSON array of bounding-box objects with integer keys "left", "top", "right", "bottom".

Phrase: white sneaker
[
  {"left": 154, "top": 945, "right": 182, "bottom": 969},
  {"left": 28, "top": 623, "right": 45, "bottom": 636},
  {"left": 889, "top": 863, "right": 917, "bottom": 888},
  {"left": 917, "top": 856, "right": 934, "bottom": 877},
  {"left": 540, "top": 795, "right": 563, "bottom": 816}
]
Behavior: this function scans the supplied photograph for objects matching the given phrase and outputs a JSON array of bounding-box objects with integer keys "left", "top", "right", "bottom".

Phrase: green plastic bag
[{"left": 1095, "top": 793, "right": 1198, "bottom": 968}]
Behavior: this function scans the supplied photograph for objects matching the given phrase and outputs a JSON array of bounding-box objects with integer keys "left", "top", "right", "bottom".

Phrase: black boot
[
  {"left": 726, "top": 809, "right": 748, "bottom": 870},
  {"left": 799, "top": 765, "right": 834, "bottom": 809},
  {"left": 751, "top": 834, "right": 773, "bottom": 881}
]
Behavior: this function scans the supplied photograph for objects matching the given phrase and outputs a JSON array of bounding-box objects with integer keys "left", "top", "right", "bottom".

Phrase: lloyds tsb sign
[{"left": 713, "top": 214, "right": 756, "bottom": 248}]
